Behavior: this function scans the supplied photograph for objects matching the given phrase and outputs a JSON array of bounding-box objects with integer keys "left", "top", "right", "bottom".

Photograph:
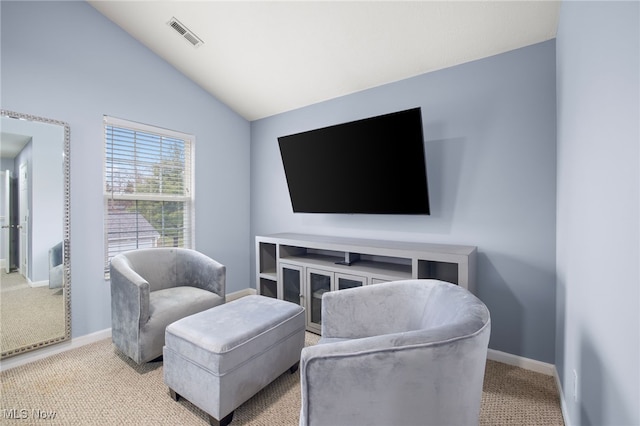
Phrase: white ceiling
[
  {"left": 89, "top": 1, "right": 560, "bottom": 121},
  {"left": 1, "top": 132, "right": 31, "bottom": 159}
]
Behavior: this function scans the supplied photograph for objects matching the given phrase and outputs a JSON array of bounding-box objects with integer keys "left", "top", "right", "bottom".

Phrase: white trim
[
  {"left": 28, "top": 279, "right": 48, "bottom": 288},
  {"left": 103, "top": 115, "right": 194, "bottom": 141},
  {"left": 1, "top": 294, "right": 564, "bottom": 391},
  {"left": 487, "top": 348, "right": 555, "bottom": 376},
  {"left": 0, "top": 295, "right": 572, "bottom": 426},
  {"left": 226, "top": 287, "right": 257, "bottom": 302},
  {"left": 107, "top": 193, "right": 191, "bottom": 203},
  {"left": 554, "top": 366, "right": 572, "bottom": 426},
  {"left": 0, "top": 289, "right": 259, "bottom": 372},
  {"left": 0, "top": 328, "right": 111, "bottom": 372}
]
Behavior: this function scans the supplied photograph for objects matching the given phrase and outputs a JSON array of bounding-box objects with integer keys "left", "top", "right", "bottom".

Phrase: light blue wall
[
  {"left": 556, "top": 2, "right": 639, "bottom": 425},
  {"left": 251, "top": 41, "right": 557, "bottom": 363},
  {"left": 1, "top": 1, "right": 251, "bottom": 339}
]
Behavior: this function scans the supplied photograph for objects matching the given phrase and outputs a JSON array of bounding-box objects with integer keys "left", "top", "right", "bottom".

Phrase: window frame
[{"left": 103, "top": 115, "right": 195, "bottom": 278}]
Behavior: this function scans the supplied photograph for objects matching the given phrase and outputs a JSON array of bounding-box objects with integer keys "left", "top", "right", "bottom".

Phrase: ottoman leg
[
  {"left": 169, "top": 389, "right": 180, "bottom": 402},
  {"left": 289, "top": 361, "right": 299, "bottom": 374},
  {"left": 209, "top": 411, "right": 234, "bottom": 426}
]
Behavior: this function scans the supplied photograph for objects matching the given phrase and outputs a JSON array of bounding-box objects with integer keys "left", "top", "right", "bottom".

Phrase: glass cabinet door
[
  {"left": 306, "top": 268, "right": 333, "bottom": 334},
  {"left": 335, "top": 272, "right": 366, "bottom": 291},
  {"left": 280, "top": 263, "right": 303, "bottom": 305}
]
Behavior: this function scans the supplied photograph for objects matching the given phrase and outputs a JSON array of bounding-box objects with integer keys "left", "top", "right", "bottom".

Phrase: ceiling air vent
[{"left": 167, "top": 17, "right": 204, "bottom": 48}]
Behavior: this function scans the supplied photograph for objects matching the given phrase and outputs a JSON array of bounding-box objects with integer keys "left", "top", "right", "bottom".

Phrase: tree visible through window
[{"left": 104, "top": 116, "right": 194, "bottom": 276}]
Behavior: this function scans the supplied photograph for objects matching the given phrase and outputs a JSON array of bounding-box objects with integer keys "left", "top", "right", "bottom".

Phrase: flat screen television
[{"left": 278, "top": 107, "right": 430, "bottom": 215}]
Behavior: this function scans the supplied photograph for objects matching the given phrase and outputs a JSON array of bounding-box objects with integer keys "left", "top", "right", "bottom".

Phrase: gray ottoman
[{"left": 163, "top": 295, "right": 305, "bottom": 426}]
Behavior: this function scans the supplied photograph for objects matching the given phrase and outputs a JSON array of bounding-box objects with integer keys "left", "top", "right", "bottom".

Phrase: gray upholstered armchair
[
  {"left": 299, "top": 279, "right": 491, "bottom": 426},
  {"left": 48, "top": 241, "right": 64, "bottom": 289},
  {"left": 110, "top": 248, "right": 226, "bottom": 364}
]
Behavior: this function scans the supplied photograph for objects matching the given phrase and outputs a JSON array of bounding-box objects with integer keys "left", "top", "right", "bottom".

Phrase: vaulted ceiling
[{"left": 89, "top": 1, "right": 560, "bottom": 121}]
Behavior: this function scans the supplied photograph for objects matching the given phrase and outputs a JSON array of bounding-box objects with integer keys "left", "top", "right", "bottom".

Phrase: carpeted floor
[
  {"left": 0, "top": 271, "right": 65, "bottom": 354},
  {"left": 0, "top": 332, "right": 564, "bottom": 425}
]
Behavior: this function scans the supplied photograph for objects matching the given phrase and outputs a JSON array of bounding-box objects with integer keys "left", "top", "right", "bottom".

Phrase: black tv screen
[{"left": 278, "top": 107, "right": 430, "bottom": 215}]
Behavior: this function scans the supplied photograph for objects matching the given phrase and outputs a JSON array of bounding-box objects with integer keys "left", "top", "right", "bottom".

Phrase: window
[{"left": 104, "top": 116, "right": 194, "bottom": 276}]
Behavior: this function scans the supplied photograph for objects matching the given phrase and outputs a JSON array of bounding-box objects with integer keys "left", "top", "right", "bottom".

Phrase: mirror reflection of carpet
[{"left": 0, "top": 271, "right": 65, "bottom": 353}]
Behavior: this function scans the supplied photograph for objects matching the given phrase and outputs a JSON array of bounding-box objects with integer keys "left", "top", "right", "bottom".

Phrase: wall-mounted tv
[{"left": 278, "top": 107, "right": 430, "bottom": 215}]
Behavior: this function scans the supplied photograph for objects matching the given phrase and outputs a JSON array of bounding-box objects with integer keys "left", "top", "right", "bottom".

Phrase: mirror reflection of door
[
  {"left": 19, "top": 161, "right": 28, "bottom": 277},
  {"left": 1, "top": 170, "right": 11, "bottom": 273},
  {"left": 0, "top": 170, "right": 11, "bottom": 274}
]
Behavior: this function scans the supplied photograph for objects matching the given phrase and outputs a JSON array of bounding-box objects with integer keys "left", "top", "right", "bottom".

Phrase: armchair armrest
[
  {"left": 177, "top": 250, "right": 226, "bottom": 298},
  {"left": 299, "top": 337, "right": 399, "bottom": 426},
  {"left": 110, "top": 255, "right": 151, "bottom": 329},
  {"left": 300, "top": 323, "right": 491, "bottom": 426}
]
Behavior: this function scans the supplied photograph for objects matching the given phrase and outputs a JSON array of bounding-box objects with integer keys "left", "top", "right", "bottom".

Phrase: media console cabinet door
[
  {"left": 335, "top": 272, "right": 366, "bottom": 290},
  {"left": 306, "top": 268, "right": 333, "bottom": 334},
  {"left": 280, "top": 263, "right": 303, "bottom": 306}
]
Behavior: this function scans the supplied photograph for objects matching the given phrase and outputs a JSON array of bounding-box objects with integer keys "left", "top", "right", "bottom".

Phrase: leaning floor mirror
[{"left": 0, "top": 110, "right": 71, "bottom": 359}]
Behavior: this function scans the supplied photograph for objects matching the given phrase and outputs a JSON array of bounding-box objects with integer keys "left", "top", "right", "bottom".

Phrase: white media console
[{"left": 255, "top": 233, "right": 477, "bottom": 334}]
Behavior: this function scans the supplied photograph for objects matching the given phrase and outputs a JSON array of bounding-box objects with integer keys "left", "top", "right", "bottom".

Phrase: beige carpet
[
  {"left": 0, "top": 271, "right": 65, "bottom": 354},
  {"left": 0, "top": 332, "right": 564, "bottom": 425}
]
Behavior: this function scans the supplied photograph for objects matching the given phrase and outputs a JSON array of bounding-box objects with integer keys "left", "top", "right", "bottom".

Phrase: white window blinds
[{"left": 103, "top": 116, "right": 194, "bottom": 275}]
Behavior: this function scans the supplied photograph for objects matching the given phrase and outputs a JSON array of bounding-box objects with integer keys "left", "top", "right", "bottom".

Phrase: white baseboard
[
  {"left": 487, "top": 348, "right": 555, "bottom": 376},
  {"left": 29, "top": 280, "right": 49, "bottom": 288},
  {"left": 554, "top": 367, "right": 572, "bottom": 426},
  {"left": 226, "top": 287, "right": 257, "bottom": 301},
  {"left": 26, "top": 277, "right": 49, "bottom": 288},
  {"left": 0, "top": 289, "right": 258, "bottom": 372},
  {"left": 4, "top": 287, "right": 566, "bottom": 399},
  {"left": 0, "top": 328, "right": 111, "bottom": 372}
]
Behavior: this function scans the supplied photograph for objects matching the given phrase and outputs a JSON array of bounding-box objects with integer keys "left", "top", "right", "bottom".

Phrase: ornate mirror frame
[{"left": 0, "top": 110, "right": 71, "bottom": 358}]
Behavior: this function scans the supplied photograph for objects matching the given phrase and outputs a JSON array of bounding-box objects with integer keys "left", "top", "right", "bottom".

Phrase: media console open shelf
[{"left": 256, "top": 233, "right": 477, "bottom": 333}]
